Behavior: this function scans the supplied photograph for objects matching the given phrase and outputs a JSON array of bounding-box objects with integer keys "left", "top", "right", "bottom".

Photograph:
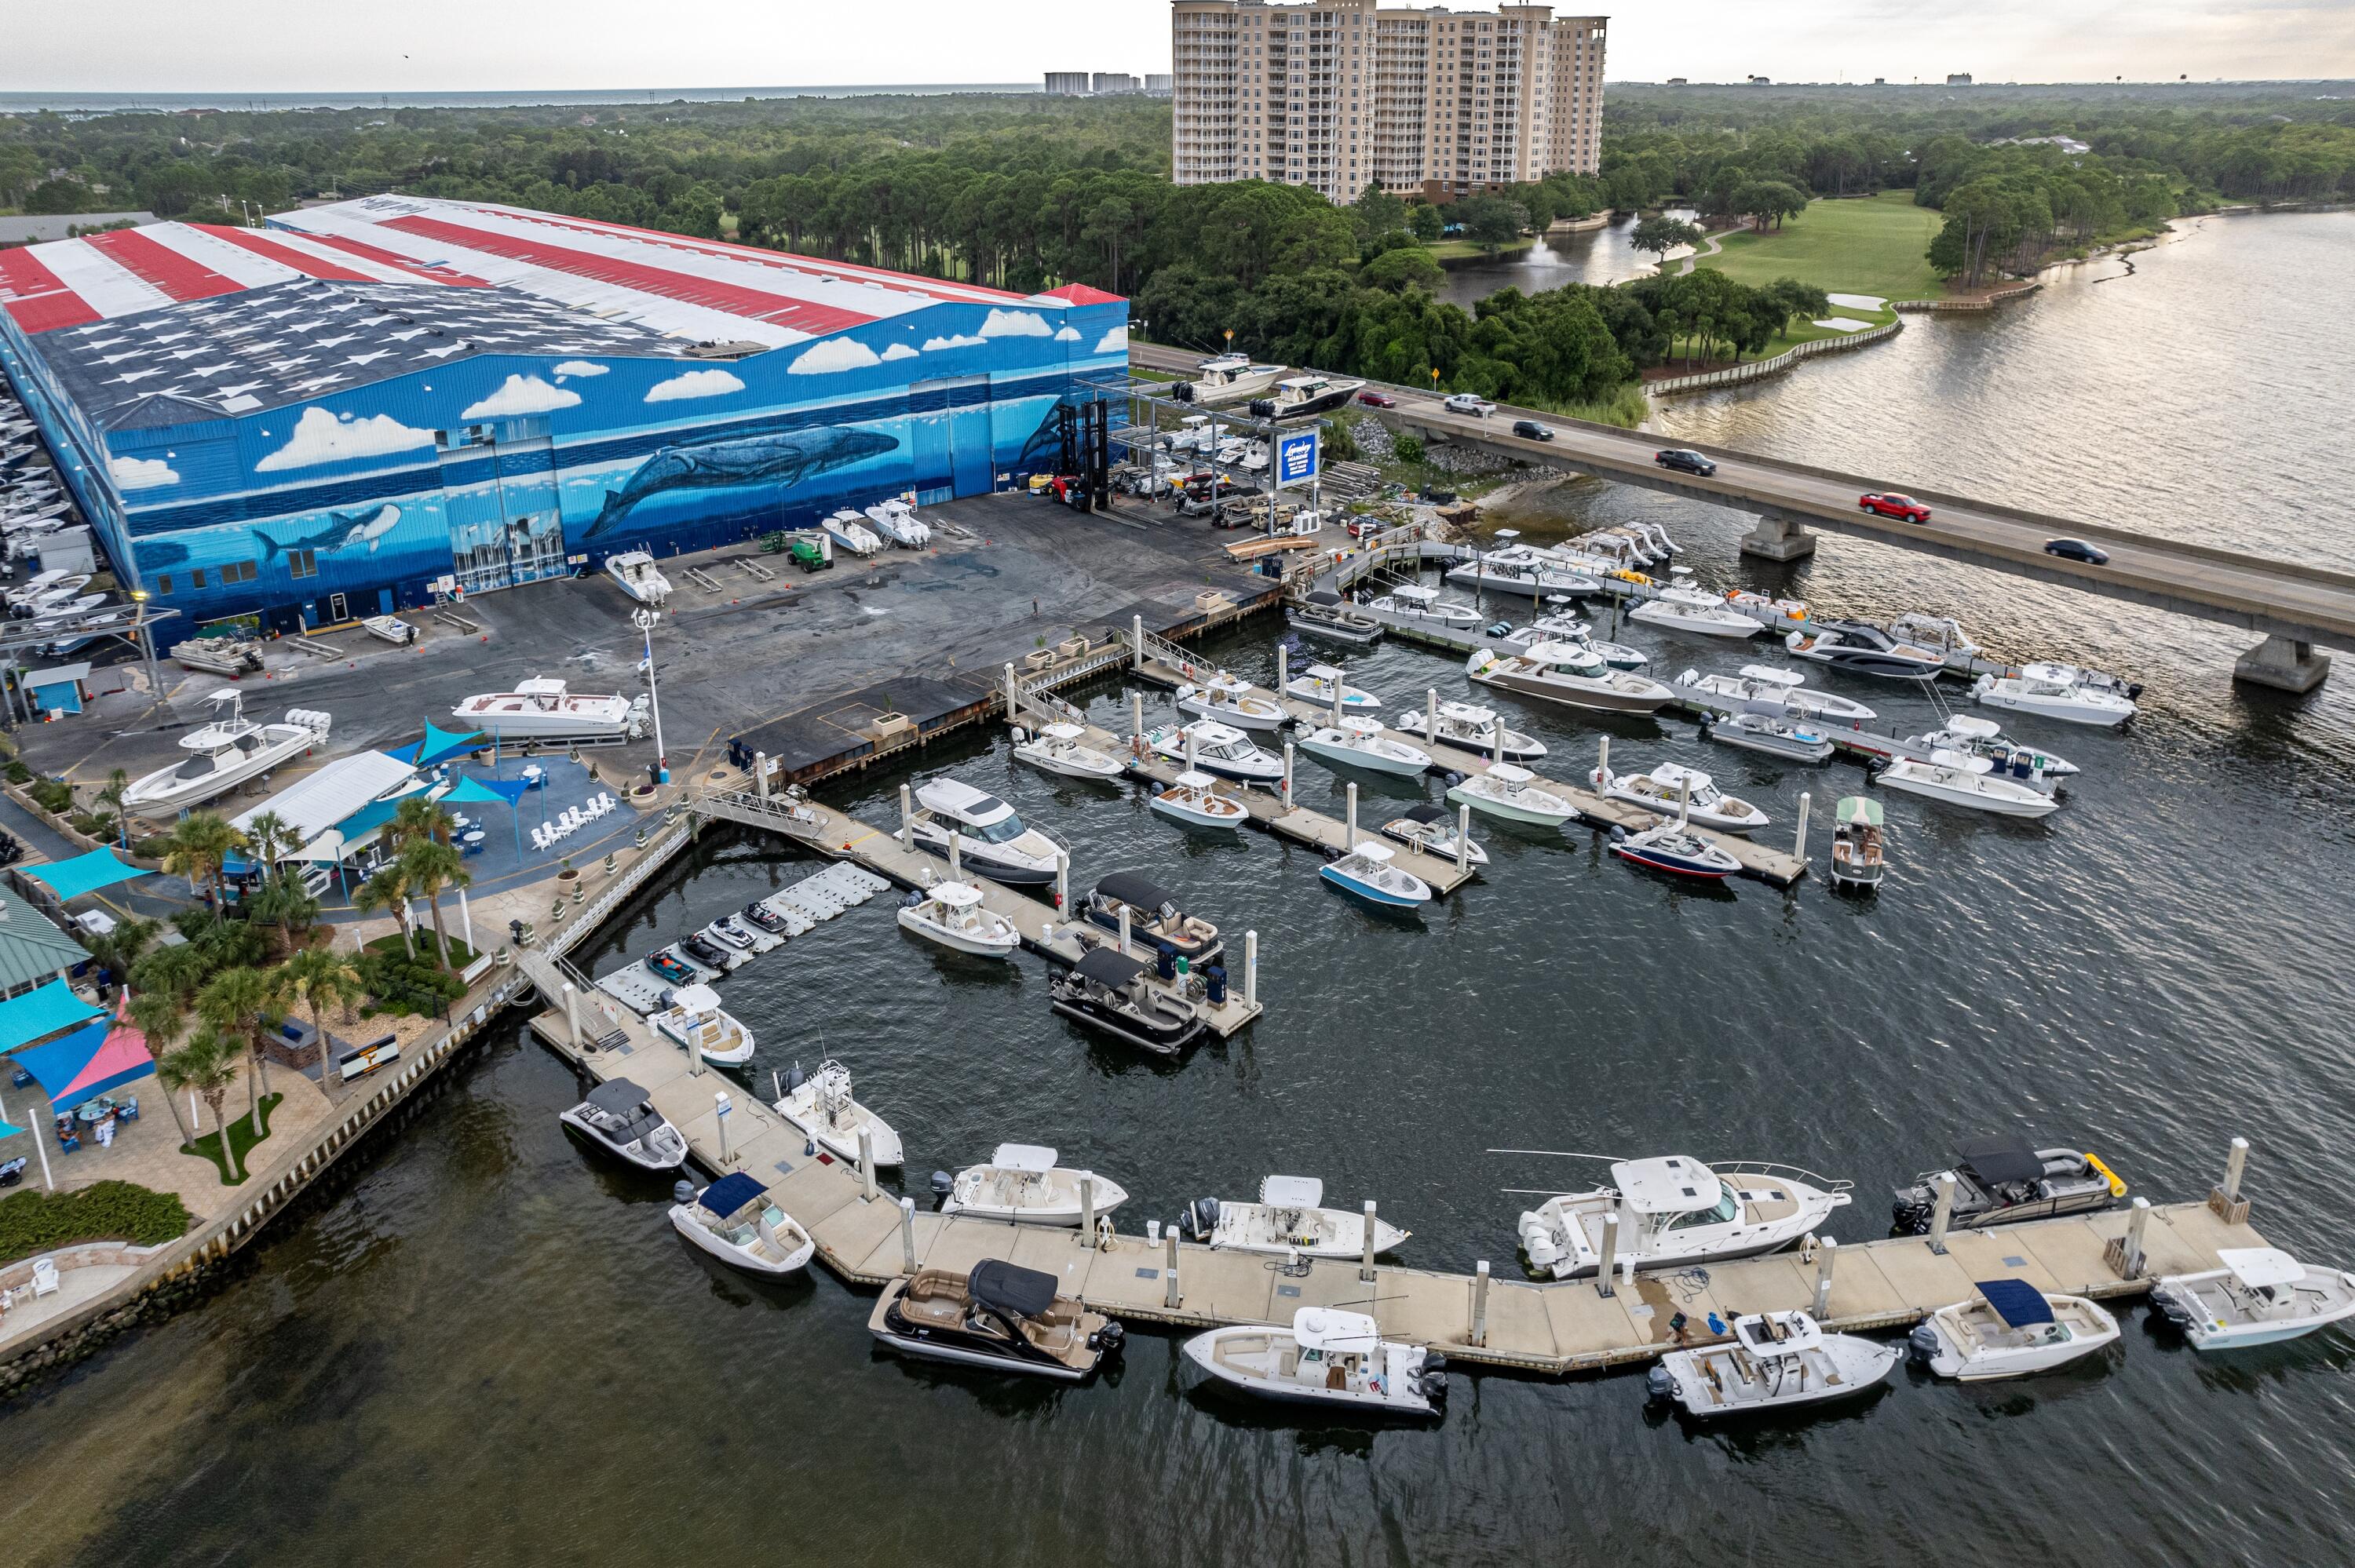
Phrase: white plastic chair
[
  {"left": 529, "top": 826, "right": 547, "bottom": 852},
  {"left": 31, "top": 1258, "right": 59, "bottom": 1297}
]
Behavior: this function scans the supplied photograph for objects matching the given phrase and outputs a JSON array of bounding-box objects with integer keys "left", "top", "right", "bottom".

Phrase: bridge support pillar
[
  {"left": 2233, "top": 636, "right": 2331, "bottom": 694},
  {"left": 1738, "top": 509, "right": 1816, "bottom": 563}
]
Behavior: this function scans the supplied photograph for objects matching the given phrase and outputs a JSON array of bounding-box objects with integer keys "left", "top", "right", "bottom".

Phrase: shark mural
[
  {"left": 584, "top": 425, "right": 899, "bottom": 542},
  {"left": 255, "top": 503, "right": 404, "bottom": 563}
]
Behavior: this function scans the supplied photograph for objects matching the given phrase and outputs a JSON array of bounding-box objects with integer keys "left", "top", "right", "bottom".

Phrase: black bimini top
[
  {"left": 1073, "top": 946, "right": 1150, "bottom": 989},
  {"left": 586, "top": 1078, "right": 651, "bottom": 1116},
  {"left": 1401, "top": 803, "right": 1448, "bottom": 825},
  {"left": 969, "top": 1260, "right": 1061, "bottom": 1321},
  {"left": 1093, "top": 871, "right": 1176, "bottom": 913},
  {"left": 1957, "top": 1138, "right": 2045, "bottom": 1187}
]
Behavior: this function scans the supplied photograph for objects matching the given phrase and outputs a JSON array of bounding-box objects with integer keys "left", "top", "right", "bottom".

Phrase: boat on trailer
[{"left": 604, "top": 550, "right": 672, "bottom": 603}]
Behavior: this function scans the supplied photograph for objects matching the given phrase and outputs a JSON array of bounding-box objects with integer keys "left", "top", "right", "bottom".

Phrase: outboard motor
[
  {"left": 1172, "top": 381, "right": 1197, "bottom": 403},
  {"left": 1907, "top": 1322, "right": 1942, "bottom": 1364},
  {"left": 1607, "top": 824, "right": 1629, "bottom": 844},
  {"left": 1644, "top": 1364, "right": 1677, "bottom": 1402},
  {"left": 673, "top": 1179, "right": 698, "bottom": 1205},
  {"left": 1247, "top": 397, "right": 1276, "bottom": 419},
  {"left": 783, "top": 1063, "right": 806, "bottom": 1098},
  {"left": 1185, "top": 1196, "right": 1223, "bottom": 1241},
  {"left": 929, "top": 1170, "right": 956, "bottom": 1207},
  {"left": 1414, "top": 1351, "right": 1449, "bottom": 1402},
  {"left": 1087, "top": 1319, "right": 1127, "bottom": 1357}
]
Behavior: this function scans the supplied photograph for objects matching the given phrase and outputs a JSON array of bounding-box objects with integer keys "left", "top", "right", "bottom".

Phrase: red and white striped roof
[{"left": 0, "top": 221, "right": 487, "bottom": 334}]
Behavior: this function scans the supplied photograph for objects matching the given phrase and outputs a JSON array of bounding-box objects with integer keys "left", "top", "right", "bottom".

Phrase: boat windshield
[
  {"left": 1664, "top": 1182, "right": 1741, "bottom": 1230},
  {"left": 965, "top": 813, "right": 1030, "bottom": 845}
]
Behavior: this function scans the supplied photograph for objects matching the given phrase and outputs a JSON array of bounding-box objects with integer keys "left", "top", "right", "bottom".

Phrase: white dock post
[
  {"left": 1426, "top": 688, "right": 1438, "bottom": 749},
  {"left": 714, "top": 1091, "right": 733, "bottom": 1165},
  {"left": 1345, "top": 782, "right": 1359, "bottom": 851},
  {"left": 1331, "top": 673, "right": 1343, "bottom": 727},
  {"left": 1597, "top": 734, "right": 1609, "bottom": 784},
  {"left": 859, "top": 1127, "right": 878, "bottom": 1202},
  {"left": 1079, "top": 1172, "right": 1097, "bottom": 1242},
  {"left": 898, "top": 783, "right": 914, "bottom": 851},
  {"left": 1054, "top": 850, "right": 1069, "bottom": 913},
  {"left": 947, "top": 833, "right": 962, "bottom": 881},
  {"left": 1130, "top": 691, "right": 1145, "bottom": 746},
  {"left": 459, "top": 888, "right": 473, "bottom": 956},
  {"left": 899, "top": 1196, "right": 918, "bottom": 1274},
  {"left": 1471, "top": 1260, "right": 1491, "bottom": 1347},
  {"left": 1927, "top": 1171, "right": 1956, "bottom": 1255},
  {"left": 1282, "top": 741, "right": 1295, "bottom": 808},
  {"left": 1595, "top": 1212, "right": 1619, "bottom": 1296},
  {"left": 1491, "top": 712, "right": 1505, "bottom": 762},
  {"left": 754, "top": 752, "right": 770, "bottom": 800},
  {"left": 1132, "top": 614, "right": 1145, "bottom": 672},
  {"left": 1185, "top": 730, "right": 1199, "bottom": 778},
  {"left": 1456, "top": 804, "right": 1472, "bottom": 873},
  {"left": 1795, "top": 790, "right": 1813, "bottom": 862},
  {"left": 2121, "top": 1196, "right": 2152, "bottom": 1277},
  {"left": 1812, "top": 1236, "right": 1839, "bottom": 1316},
  {"left": 1165, "top": 1227, "right": 1181, "bottom": 1307},
  {"left": 561, "top": 982, "right": 582, "bottom": 1048},
  {"left": 1243, "top": 929, "right": 1258, "bottom": 1007},
  {"left": 691, "top": 1024, "right": 705, "bottom": 1077},
  {"left": 1360, "top": 1200, "right": 1379, "bottom": 1282},
  {"left": 1276, "top": 644, "right": 1289, "bottom": 702},
  {"left": 1118, "top": 906, "right": 1133, "bottom": 957},
  {"left": 2220, "top": 1136, "right": 2249, "bottom": 1205},
  {"left": 1003, "top": 661, "right": 1019, "bottom": 721}
]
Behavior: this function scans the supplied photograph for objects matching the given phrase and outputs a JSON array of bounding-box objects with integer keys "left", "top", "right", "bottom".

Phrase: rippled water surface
[{"left": 4, "top": 215, "right": 2353, "bottom": 1568}]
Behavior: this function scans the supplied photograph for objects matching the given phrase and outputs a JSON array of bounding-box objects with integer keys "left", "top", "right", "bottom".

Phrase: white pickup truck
[{"left": 1440, "top": 392, "right": 1497, "bottom": 418}]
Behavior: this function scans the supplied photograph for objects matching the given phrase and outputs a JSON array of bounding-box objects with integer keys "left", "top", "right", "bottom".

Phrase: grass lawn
[
  {"left": 1700, "top": 190, "right": 1945, "bottom": 302},
  {"left": 188, "top": 1092, "right": 283, "bottom": 1186},
  {"left": 0, "top": 1180, "right": 193, "bottom": 1266},
  {"left": 1425, "top": 238, "right": 1534, "bottom": 262},
  {"left": 362, "top": 932, "right": 479, "bottom": 968}
]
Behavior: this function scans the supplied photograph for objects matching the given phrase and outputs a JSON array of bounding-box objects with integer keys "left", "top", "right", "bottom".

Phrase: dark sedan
[
  {"left": 1513, "top": 418, "right": 1554, "bottom": 442},
  {"left": 1655, "top": 448, "right": 1716, "bottom": 476},
  {"left": 2044, "top": 538, "right": 2111, "bottom": 565}
]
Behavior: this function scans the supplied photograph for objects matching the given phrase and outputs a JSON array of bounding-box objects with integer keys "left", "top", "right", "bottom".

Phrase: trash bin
[
  {"left": 1205, "top": 965, "right": 1228, "bottom": 1005},
  {"left": 1155, "top": 948, "right": 1176, "bottom": 982}
]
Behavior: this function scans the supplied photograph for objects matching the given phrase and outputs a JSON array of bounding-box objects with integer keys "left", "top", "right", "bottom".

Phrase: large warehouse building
[{"left": 0, "top": 198, "right": 1128, "bottom": 632}]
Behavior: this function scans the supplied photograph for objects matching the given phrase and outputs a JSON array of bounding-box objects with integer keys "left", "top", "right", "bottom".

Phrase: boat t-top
[
  {"left": 820, "top": 509, "right": 882, "bottom": 557},
  {"left": 862, "top": 498, "right": 932, "bottom": 548},
  {"left": 1181, "top": 1176, "right": 1410, "bottom": 1258},
  {"left": 120, "top": 691, "right": 331, "bottom": 819},
  {"left": 2151, "top": 1248, "right": 2355, "bottom": 1351},
  {"left": 668, "top": 1173, "right": 814, "bottom": 1276},
  {"left": 1281, "top": 662, "right": 1382, "bottom": 712},
  {"left": 1394, "top": 700, "right": 1545, "bottom": 762},
  {"left": 898, "top": 880, "right": 1021, "bottom": 960},
  {"left": 557, "top": 1078, "right": 688, "bottom": 1170},
  {"left": 1011, "top": 720, "right": 1126, "bottom": 781},
  {"left": 1886, "top": 612, "right": 1982, "bottom": 666},
  {"left": 1905, "top": 713, "right": 2075, "bottom": 792},
  {"left": 1448, "top": 762, "right": 1574, "bottom": 827},
  {"left": 1516, "top": 1154, "right": 1852, "bottom": 1280},
  {"left": 1184, "top": 1308, "right": 1447, "bottom": 1419},
  {"left": 1467, "top": 641, "right": 1677, "bottom": 715},
  {"left": 1647, "top": 1311, "right": 1899, "bottom": 1418},
  {"left": 1910, "top": 1281, "right": 2121, "bottom": 1381},
  {"left": 1174, "top": 670, "right": 1287, "bottom": 731},
  {"left": 1876, "top": 749, "right": 2061, "bottom": 819},
  {"left": 453, "top": 677, "right": 646, "bottom": 741},
  {"left": 940, "top": 1143, "right": 1130, "bottom": 1227},
  {"left": 648, "top": 983, "right": 754, "bottom": 1066},
  {"left": 1150, "top": 769, "right": 1248, "bottom": 831},
  {"left": 1298, "top": 716, "right": 1432, "bottom": 779},
  {"left": 1367, "top": 584, "right": 1483, "bottom": 631},
  {"left": 1674, "top": 664, "right": 1877, "bottom": 724},
  {"left": 1320, "top": 841, "right": 1433, "bottom": 910},
  {"left": 1785, "top": 620, "right": 1946, "bottom": 681},
  {"left": 907, "top": 778, "right": 1067, "bottom": 887},
  {"left": 1973, "top": 662, "right": 2140, "bottom": 727},
  {"left": 1445, "top": 545, "right": 1603, "bottom": 601},
  {"left": 772, "top": 1058, "right": 904, "bottom": 1167},
  {"left": 1590, "top": 761, "right": 1769, "bottom": 833},
  {"left": 604, "top": 550, "right": 672, "bottom": 604}
]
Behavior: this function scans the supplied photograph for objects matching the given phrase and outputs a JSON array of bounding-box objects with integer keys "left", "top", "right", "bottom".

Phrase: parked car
[
  {"left": 1655, "top": 448, "right": 1716, "bottom": 476},
  {"left": 1357, "top": 389, "right": 1397, "bottom": 408},
  {"left": 1441, "top": 392, "right": 1495, "bottom": 417},
  {"left": 2044, "top": 537, "right": 2111, "bottom": 564},
  {"left": 1511, "top": 418, "right": 1554, "bottom": 442},
  {"left": 1860, "top": 491, "right": 1933, "bottom": 523}
]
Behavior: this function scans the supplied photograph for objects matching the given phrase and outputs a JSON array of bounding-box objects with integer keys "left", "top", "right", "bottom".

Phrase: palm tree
[
  {"left": 356, "top": 864, "right": 416, "bottom": 959},
  {"left": 95, "top": 767, "right": 131, "bottom": 849},
  {"left": 128, "top": 990, "right": 195, "bottom": 1148},
  {"left": 82, "top": 914, "right": 157, "bottom": 997},
  {"left": 131, "top": 939, "right": 210, "bottom": 1005},
  {"left": 197, "top": 965, "right": 280, "bottom": 1137},
  {"left": 389, "top": 795, "right": 453, "bottom": 851},
  {"left": 400, "top": 838, "right": 469, "bottom": 969},
  {"left": 246, "top": 874, "right": 322, "bottom": 956},
  {"left": 160, "top": 1027, "right": 245, "bottom": 1181},
  {"left": 159, "top": 810, "right": 247, "bottom": 906},
  {"left": 243, "top": 809, "right": 300, "bottom": 880},
  {"left": 279, "top": 947, "right": 363, "bottom": 1097}
]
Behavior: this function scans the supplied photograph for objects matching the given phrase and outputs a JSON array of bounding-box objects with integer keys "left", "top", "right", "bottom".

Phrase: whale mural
[
  {"left": 584, "top": 425, "right": 899, "bottom": 541},
  {"left": 255, "top": 503, "right": 403, "bottom": 562}
]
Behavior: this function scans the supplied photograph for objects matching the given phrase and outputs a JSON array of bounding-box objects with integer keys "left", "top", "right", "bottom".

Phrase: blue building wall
[{"left": 8, "top": 294, "right": 1128, "bottom": 632}]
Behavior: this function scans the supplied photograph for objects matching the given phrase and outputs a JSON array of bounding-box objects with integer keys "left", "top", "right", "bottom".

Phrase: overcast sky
[{"left": 6, "top": 0, "right": 2347, "bottom": 95}]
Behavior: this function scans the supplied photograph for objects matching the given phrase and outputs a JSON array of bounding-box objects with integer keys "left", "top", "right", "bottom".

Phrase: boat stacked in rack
[
  {"left": 1251, "top": 374, "right": 1365, "bottom": 419},
  {"left": 1183, "top": 1176, "right": 1410, "bottom": 1256},
  {"left": 1647, "top": 1311, "right": 1899, "bottom": 1418},
  {"left": 1185, "top": 1309, "right": 1447, "bottom": 1419},
  {"left": 648, "top": 983, "right": 754, "bottom": 1066},
  {"left": 2152, "top": 1249, "right": 2355, "bottom": 1351},
  {"left": 453, "top": 677, "right": 647, "bottom": 741},
  {"left": 1148, "top": 720, "right": 1284, "bottom": 785},
  {"left": 937, "top": 1144, "right": 1131, "bottom": 1227},
  {"left": 1891, "top": 1140, "right": 2124, "bottom": 1232},
  {"left": 898, "top": 881, "right": 1021, "bottom": 959},
  {"left": 772, "top": 1059, "right": 903, "bottom": 1166},
  {"left": 120, "top": 692, "right": 332, "bottom": 818},
  {"left": 907, "top": 778, "right": 1066, "bottom": 886},
  {"left": 1466, "top": 642, "right": 1676, "bottom": 715},
  {"left": 1381, "top": 802, "right": 1488, "bottom": 866},
  {"left": 1905, "top": 714, "right": 2075, "bottom": 792},
  {"left": 1590, "top": 762, "right": 1769, "bottom": 833},
  {"left": 1393, "top": 701, "right": 1545, "bottom": 761},
  {"left": 668, "top": 1174, "right": 814, "bottom": 1276},
  {"left": 1297, "top": 717, "right": 1433, "bottom": 778},
  {"left": 1516, "top": 1154, "right": 1851, "bottom": 1279},
  {"left": 1082, "top": 872, "right": 1222, "bottom": 965},
  {"left": 1320, "top": 841, "right": 1433, "bottom": 910},
  {"left": 1910, "top": 1282, "right": 2121, "bottom": 1380},
  {"left": 1629, "top": 586, "right": 1765, "bottom": 639},
  {"left": 1011, "top": 721, "right": 1126, "bottom": 781},
  {"left": 1785, "top": 620, "right": 1947, "bottom": 681},
  {"left": 1365, "top": 584, "right": 1483, "bottom": 632},
  {"left": 1150, "top": 769, "right": 1249, "bottom": 831},
  {"left": 1281, "top": 662, "right": 1382, "bottom": 712},
  {"left": 1674, "top": 665, "right": 1877, "bottom": 724},
  {"left": 1707, "top": 710, "right": 1835, "bottom": 764},
  {"left": 871, "top": 1261, "right": 1125, "bottom": 1381},
  {"left": 1973, "top": 662, "right": 2140, "bottom": 727},
  {"left": 1448, "top": 763, "right": 1574, "bottom": 826},
  {"left": 1875, "top": 749, "right": 2061, "bottom": 818},
  {"left": 557, "top": 1078, "right": 688, "bottom": 1170},
  {"left": 604, "top": 550, "right": 672, "bottom": 603},
  {"left": 1175, "top": 671, "right": 1287, "bottom": 731},
  {"left": 1049, "top": 947, "right": 1206, "bottom": 1053},
  {"left": 1179, "top": 354, "right": 1286, "bottom": 403}
]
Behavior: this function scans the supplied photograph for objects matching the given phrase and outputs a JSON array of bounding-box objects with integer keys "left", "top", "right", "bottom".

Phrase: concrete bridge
[{"left": 1128, "top": 344, "right": 2343, "bottom": 693}]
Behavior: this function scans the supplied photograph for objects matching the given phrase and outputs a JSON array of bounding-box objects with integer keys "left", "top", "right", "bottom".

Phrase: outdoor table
[{"left": 73, "top": 1097, "right": 116, "bottom": 1125}]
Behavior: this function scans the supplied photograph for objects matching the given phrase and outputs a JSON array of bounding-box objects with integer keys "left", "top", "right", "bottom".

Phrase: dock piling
[
  {"left": 1426, "top": 688, "right": 1437, "bottom": 750},
  {"left": 1276, "top": 645, "right": 1289, "bottom": 702},
  {"left": 947, "top": 833, "right": 962, "bottom": 881},
  {"left": 1813, "top": 1236, "right": 1839, "bottom": 1315},
  {"left": 1164, "top": 1229, "right": 1181, "bottom": 1307},
  {"left": 1598, "top": 734, "right": 1609, "bottom": 784},
  {"left": 1928, "top": 1171, "right": 1955, "bottom": 1254},
  {"left": 691, "top": 1025, "right": 704, "bottom": 1078},
  {"left": 1456, "top": 804, "right": 1472, "bottom": 873},
  {"left": 561, "top": 982, "right": 581, "bottom": 1048},
  {"left": 1795, "top": 790, "right": 1813, "bottom": 864},
  {"left": 1472, "top": 1260, "right": 1491, "bottom": 1347},
  {"left": 1131, "top": 691, "right": 1144, "bottom": 747},
  {"left": 1596, "top": 1213, "right": 1619, "bottom": 1296},
  {"left": 1132, "top": 614, "right": 1145, "bottom": 673},
  {"left": 859, "top": 1128, "right": 878, "bottom": 1202},
  {"left": 1054, "top": 850, "right": 1069, "bottom": 913},
  {"left": 1243, "top": 930, "right": 1258, "bottom": 1007},
  {"left": 899, "top": 1196, "right": 917, "bottom": 1274},
  {"left": 1360, "top": 1201, "right": 1378, "bottom": 1282},
  {"left": 1118, "top": 906, "right": 1133, "bottom": 957},
  {"left": 1079, "top": 1173, "right": 1097, "bottom": 1242},
  {"left": 2221, "top": 1136, "right": 2249, "bottom": 1204},
  {"left": 1492, "top": 712, "right": 1505, "bottom": 761},
  {"left": 2123, "top": 1197, "right": 2152, "bottom": 1277},
  {"left": 754, "top": 752, "right": 769, "bottom": 800},
  {"left": 897, "top": 784, "right": 913, "bottom": 851},
  {"left": 1345, "top": 782, "right": 1358, "bottom": 851},
  {"left": 1331, "top": 674, "right": 1342, "bottom": 727},
  {"left": 1282, "top": 741, "right": 1295, "bottom": 808},
  {"left": 1003, "top": 661, "right": 1017, "bottom": 722},
  {"left": 715, "top": 1091, "right": 732, "bottom": 1165}
]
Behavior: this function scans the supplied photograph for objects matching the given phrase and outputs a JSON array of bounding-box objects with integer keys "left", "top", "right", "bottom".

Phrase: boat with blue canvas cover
[
  {"left": 1910, "top": 1280, "right": 2120, "bottom": 1380},
  {"left": 668, "top": 1172, "right": 814, "bottom": 1276}
]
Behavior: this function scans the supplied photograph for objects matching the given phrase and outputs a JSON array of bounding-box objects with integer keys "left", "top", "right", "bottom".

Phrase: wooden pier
[{"left": 518, "top": 975, "right": 2273, "bottom": 1375}]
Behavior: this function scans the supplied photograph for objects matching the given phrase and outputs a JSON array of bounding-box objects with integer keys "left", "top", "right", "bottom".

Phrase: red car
[
  {"left": 1860, "top": 492, "right": 1932, "bottom": 523},
  {"left": 1357, "top": 390, "right": 1397, "bottom": 408}
]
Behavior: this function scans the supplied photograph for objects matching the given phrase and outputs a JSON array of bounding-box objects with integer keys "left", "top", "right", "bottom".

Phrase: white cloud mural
[
  {"left": 460, "top": 374, "right": 582, "bottom": 420},
  {"left": 980, "top": 308, "right": 1052, "bottom": 338},
  {"left": 922, "top": 333, "right": 987, "bottom": 352},
  {"left": 108, "top": 454, "right": 180, "bottom": 490},
  {"left": 881, "top": 342, "right": 919, "bottom": 362},
  {"left": 644, "top": 369, "right": 748, "bottom": 403},
  {"left": 552, "top": 359, "right": 609, "bottom": 379},
  {"left": 255, "top": 408, "right": 435, "bottom": 472},
  {"left": 1054, "top": 326, "right": 1082, "bottom": 342},
  {"left": 787, "top": 338, "right": 882, "bottom": 375},
  {"left": 1094, "top": 324, "right": 1130, "bottom": 355}
]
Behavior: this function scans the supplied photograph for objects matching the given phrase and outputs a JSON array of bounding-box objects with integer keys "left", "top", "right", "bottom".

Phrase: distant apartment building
[
  {"left": 1170, "top": 0, "right": 1607, "bottom": 205},
  {"left": 1145, "top": 73, "right": 1175, "bottom": 93},
  {"left": 1046, "top": 71, "right": 1092, "bottom": 94},
  {"left": 1094, "top": 71, "right": 1143, "bottom": 93},
  {"left": 1947, "top": 72, "right": 1973, "bottom": 86}
]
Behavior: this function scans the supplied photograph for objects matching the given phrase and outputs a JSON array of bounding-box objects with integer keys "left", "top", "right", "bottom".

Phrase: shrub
[
  {"left": 4, "top": 761, "right": 29, "bottom": 785},
  {"left": 1392, "top": 434, "right": 1426, "bottom": 465},
  {"left": 0, "top": 1180, "right": 194, "bottom": 1265},
  {"left": 29, "top": 780, "right": 74, "bottom": 815},
  {"left": 71, "top": 811, "right": 118, "bottom": 840},
  {"left": 357, "top": 950, "right": 464, "bottom": 1017}
]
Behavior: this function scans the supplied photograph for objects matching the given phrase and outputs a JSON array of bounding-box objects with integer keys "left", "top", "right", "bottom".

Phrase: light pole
[
  {"left": 129, "top": 589, "right": 162, "bottom": 709},
  {"left": 631, "top": 607, "right": 668, "bottom": 785}
]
